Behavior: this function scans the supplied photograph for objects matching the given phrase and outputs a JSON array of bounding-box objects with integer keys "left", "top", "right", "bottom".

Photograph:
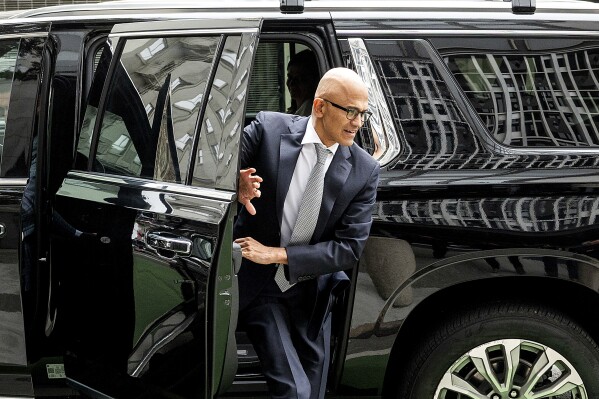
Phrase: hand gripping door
[{"left": 53, "top": 18, "right": 260, "bottom": 399}]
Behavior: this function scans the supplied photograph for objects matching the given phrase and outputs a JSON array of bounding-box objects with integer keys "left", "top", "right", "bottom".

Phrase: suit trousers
[{"left": 240, "top": 287, "right": 332, "bottom": 399}]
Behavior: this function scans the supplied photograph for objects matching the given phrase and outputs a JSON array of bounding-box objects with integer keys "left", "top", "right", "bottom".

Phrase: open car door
[
  {"left": 0, "top": 22, "right": 50, "bottom": 398},
  {"left": 51, "top": 18, "right": 260, "bottom": 398}
]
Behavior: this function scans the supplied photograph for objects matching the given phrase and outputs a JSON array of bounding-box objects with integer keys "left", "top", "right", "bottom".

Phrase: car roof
[{"left": 2, "top": 0, "right": 599, "bottom": 23}]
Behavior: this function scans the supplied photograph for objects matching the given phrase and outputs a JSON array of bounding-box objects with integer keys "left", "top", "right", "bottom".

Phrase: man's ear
[{"left": 313, "top": 98, "right": 325, "bottom": 117}]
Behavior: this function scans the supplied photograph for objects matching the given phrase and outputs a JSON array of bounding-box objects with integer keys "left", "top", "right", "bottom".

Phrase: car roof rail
[
  {"left": 280, "top": 0, "right": 304, "bottom": 13},
  {"left": 510, "top": 0, "right": 536, "bottom": 14}
]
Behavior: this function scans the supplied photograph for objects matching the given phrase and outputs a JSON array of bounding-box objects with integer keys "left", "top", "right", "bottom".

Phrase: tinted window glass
[
  {"left": 0, "top": 40, "right": 19, "bottom": 174},
  {"left": 92, "top": 36, "right": 219, "bottom": 182},
  {"left": 76, "top": 42, "right": 113, "bottom": 170},
  {"left": 436, "top": 38, "right": 599, "bottom": 147},
  {"left": 193, "top": 33, "right": 256, "bottom": 190},
  {"left": 1, "top": 37, "right": 45, "bottom": 178},
  {"left": 362, "top": 39, "right": 485, "bottom": 168}
]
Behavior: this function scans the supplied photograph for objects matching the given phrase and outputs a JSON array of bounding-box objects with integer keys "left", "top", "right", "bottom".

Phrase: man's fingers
[
  {"left": 243, "top": 200, "right": 257, "bottom": 216},
  {"left": 238, "top": 168, "right": 262, "bottom": 215}
]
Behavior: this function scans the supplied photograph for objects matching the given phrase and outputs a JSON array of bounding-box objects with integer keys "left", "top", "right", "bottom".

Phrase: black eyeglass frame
[{"left": 321, "top": 98, "right": 372, "bottom": 123}]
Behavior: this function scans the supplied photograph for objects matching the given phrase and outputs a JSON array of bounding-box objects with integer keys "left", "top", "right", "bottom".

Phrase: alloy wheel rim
[{"left": 434, "top": 339, "right": 588, "bottom": 399}]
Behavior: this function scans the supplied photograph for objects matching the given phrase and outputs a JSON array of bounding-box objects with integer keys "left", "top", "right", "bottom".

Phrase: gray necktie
[{"left": 275, "top": 143, "right": 331, "bottom": 292}]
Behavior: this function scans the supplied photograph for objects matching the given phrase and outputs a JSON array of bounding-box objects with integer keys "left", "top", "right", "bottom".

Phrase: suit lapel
[
  {"left": 313, "top": 145, "right": 352, "bottom": 241},
  {"left": 276, "top": 117, "right": 308, "bottom": 227}
]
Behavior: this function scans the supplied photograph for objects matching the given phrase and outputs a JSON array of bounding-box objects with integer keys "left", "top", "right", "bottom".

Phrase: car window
[
  {"left": 0, "top": 39, "right": 20, "bottom": 175},
  {"left": 246, "top": 41, "right": 316, "bottom": 117},
  {"left": 90, "top": 35, "right": 219, "bottom": 182},
  {"left": 434, "top": 37, "right": 599, "bottom": 148},
  {"left": 76, "top": 42, "right": 112, "bottom": 170},
  {"left": 0, "top": 37, "right": 45, "bottom": 178},
  {"left": 349, "top": 39, "right": 486, "bottom": 169},
  {"left": 192, "top": 33, "right": 257, "bottom": 190}
]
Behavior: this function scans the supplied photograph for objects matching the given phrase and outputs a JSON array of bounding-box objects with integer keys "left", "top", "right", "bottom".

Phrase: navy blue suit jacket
[{"left": 234, "top": 111, "right": 379, "bottom": 337}]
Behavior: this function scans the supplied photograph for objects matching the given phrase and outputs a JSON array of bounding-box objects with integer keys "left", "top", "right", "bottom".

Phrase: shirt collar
[{"left": 301, "top": 117, "right": 339, "bottom": 155}]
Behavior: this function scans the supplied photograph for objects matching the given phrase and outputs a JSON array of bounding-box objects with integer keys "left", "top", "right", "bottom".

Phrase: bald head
[
  {"left": 311, "top": 67, "right": 369, "bottom": 147},
  {"left": 314, "top": 67, "right": 368, "bottom": 101}
]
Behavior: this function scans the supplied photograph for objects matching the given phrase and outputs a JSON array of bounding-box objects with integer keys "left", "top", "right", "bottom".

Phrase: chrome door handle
[
  {"left": 0, "top": 223, "right": 5, "bottom": 238},
  {"left": 146, "top": 232, "right": 192, "bottom": 256}
]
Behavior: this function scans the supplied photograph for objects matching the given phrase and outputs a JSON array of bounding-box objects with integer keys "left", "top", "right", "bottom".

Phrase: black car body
[{"left": 1, "top": 0, "right": 599, "bottom": 397}]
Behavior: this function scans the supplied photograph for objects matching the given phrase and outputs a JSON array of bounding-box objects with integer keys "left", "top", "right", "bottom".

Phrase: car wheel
[{"left": 395, "top": 302, "right": 599, "bottom": 399}]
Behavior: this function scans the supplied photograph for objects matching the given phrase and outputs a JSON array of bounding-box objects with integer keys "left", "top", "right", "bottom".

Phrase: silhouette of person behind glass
[{"left": 286, "top": 49, "right": 320, "bottom": 116}]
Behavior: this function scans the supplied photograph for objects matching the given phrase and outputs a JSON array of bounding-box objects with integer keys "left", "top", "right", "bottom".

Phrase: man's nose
[{"left": 350, "top": 115, "right": 363, "bottom": 127}]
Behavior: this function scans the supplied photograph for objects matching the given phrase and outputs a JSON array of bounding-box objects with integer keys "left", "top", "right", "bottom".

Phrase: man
[
  {"left": 234, "top": 67, "right": 379, "bottom": 399},
  {"left": 286, "top": 49, "right": 319, "bottom": 116}
]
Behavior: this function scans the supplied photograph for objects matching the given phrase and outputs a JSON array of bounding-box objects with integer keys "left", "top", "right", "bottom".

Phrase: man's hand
[
  {"left": 238, "top": 168, "right": 263, "bottom": 215},
  {"left": 234, "top": 237, "right": 287, "bottom": 265}
]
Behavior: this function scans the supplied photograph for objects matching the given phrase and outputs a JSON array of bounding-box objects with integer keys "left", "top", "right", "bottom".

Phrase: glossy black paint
[
  {"left": 0, "top": 185, "right": 29, "bottom": 369},
  {"left": 47, "top": 18, "right": 259, "bottom": 399},
  {"left": 54, "top": 173, "right": 229, "bottom": 398},
  {"left": 1, "top": 3, "right": 599, "bottom": 398},
  {"left": 335, "top": 15, "right": 599, "bottom": 396},
  {"left": 0, "top": 24, "right": 49, "bottom": 399},
  {"left": 1, "top": 36, "right": 46, "bottom": 178}
]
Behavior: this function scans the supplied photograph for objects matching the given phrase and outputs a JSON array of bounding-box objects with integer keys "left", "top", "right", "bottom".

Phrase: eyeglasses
[{"left": 321, "top": 99, "right": 372, "bottom": 123}]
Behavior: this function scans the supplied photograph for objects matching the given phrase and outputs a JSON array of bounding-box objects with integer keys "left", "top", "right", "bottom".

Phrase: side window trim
[
  {"left": 348, "top": 37, "right": 401, "bottom": 166},
  {"left": 78, "top": 32, "right": 110, "bottom": 137},
  {"left": 87, "top": 36, "right": 119, "bottom": 171}
]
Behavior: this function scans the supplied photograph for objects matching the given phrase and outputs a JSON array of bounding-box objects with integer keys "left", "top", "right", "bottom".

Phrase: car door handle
[{"left": 146, "top": 232, "right": 192, "bottom": 256}]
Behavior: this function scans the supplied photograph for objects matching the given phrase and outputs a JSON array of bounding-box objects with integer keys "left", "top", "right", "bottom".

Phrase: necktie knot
[{"left": 315, "top": 143, "right": 330, "bottom": 165}]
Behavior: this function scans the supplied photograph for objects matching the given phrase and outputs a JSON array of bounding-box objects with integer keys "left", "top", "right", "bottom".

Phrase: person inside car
[{"left": 286, "top": 49, "right": 320, "bottom": 116}]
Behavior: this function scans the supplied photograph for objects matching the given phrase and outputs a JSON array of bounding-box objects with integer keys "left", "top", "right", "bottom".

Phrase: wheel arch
[{"left": 380, "top": 255, "right": 599, "bottom": 398}]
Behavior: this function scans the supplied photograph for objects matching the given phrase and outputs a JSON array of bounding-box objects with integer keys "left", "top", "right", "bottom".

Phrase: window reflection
[
  {"left": 440, "top": 39, "right": 599, "bottom": 148},
  {"left": 93, "top": 36, "right": 219, "bottom": 183},
  {"left": 193, "top": 33, "right": 256, "bottom": 190},
  {"left": 0, "top": 40, "right": 19, "bottom": 174},
  {"left": 138, "top": 38, "right": 166, "bottom": 62},
  {"left": 363, "top": 39, "right": 484, "bottom": 170}
]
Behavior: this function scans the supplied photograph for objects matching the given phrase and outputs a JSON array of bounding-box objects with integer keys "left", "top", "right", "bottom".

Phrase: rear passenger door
[
  {"left": 52, "top": 19, "right": 259, "bottom": 398},
  {"left": 0, "top": 23, "right": 49, "bottom": 398}
]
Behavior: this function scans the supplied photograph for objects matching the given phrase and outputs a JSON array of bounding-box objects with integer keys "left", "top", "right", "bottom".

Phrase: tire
[{"left": 395, "top": 301, "right": 599, "bottom": 399}]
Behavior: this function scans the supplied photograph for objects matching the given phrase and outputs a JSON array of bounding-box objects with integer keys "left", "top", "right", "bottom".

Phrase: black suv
[{"left": 1, "top": 0, "right": 599, "bottom": 398}]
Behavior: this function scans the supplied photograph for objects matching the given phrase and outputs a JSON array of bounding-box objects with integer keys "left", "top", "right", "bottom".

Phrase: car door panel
[
  {"left": 0, "top": 23, "right": 49, "bottom": 398},
  {"left": 52, "top": 19, "right": 260, "bottom": 399},
  {"left": 55, "top": 173, "right": 230, "bottom": 397}
]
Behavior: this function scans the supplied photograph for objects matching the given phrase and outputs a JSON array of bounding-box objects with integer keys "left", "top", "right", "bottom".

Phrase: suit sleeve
[
  {"left": 285, "top": 161, "right": 380, "bottom": 283},
  {"left": 240, "top": 111, "right": 265, "bottom": 169}
]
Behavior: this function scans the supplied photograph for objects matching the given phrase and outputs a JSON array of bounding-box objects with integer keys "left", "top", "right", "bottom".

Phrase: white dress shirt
[{"left": 281, "top": 117, "right": 338, "bottom": 247}]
